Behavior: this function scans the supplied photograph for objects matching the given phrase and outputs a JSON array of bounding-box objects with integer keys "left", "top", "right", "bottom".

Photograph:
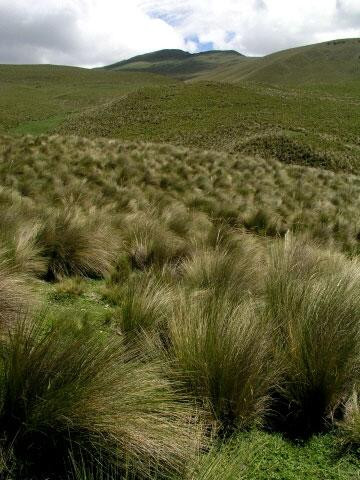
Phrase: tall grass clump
[
  {"left": 107, "top": 272, "right": 174, "bottom": 339},
  {"left": 122, "top": 212, "right": 188, "bottom": 270},
  {"left": 38, "top": 204, "right": 118, "bottom": 280},
  {"left": 189, "top": 437, "right": 248, "bottom": 480},
  {"left": 1, "top": 222, "right": 47, "bottom": 277},
  {"left": 265, "top": 235, "right": 360, "bottom": 438},
  {"left": 182, "top": 233, "right": 265, "bottom": 303},
  {"left": 169, "top": 291, "right": 276, "bottom": 432},
  {"left": 0, "top": 190, "right": 46, "bottom": 277},
  {"left": 0, "top": 260, "right": 35, "bottom": 328},
  {"left": 0, "top": 312, "right": 206, "bottom": 479},
  {"left": 338, "top": 391, "right": 360, "bottom": 451}
]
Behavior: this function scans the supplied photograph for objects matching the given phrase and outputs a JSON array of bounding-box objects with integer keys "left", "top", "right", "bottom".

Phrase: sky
[{"left": 0, "top": 0, "right": 359, "bottom": 67}]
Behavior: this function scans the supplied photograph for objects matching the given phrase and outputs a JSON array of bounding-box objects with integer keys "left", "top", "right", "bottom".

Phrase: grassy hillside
[
  {"left": 0, "top": 64, "right": 175, "bottom": 134},
  {"left": 1, "top": 134, "right": 360, "bottom": 478},
  {"left": 104, "top": 48, "right": 245, "bottom": 80},
  {"left": 57, "top": 81, "right": 360, "bottom": 174},
  {"left": 199, "top": 38, "right": 360, "bottom": 84},
  {"left": 1, "top": 38, "right": 360, "bottom": 479},
  {"left": 104, "top": 39, "right": 360, "bottom": 84},
  {"left": 1, "top": 134, "right": 360, "bottom": 255}
]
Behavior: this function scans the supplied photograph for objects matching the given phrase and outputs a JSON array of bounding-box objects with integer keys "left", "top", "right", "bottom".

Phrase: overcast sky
[{"left": 0, "top": 0, "right": 359, "bottom": 67}]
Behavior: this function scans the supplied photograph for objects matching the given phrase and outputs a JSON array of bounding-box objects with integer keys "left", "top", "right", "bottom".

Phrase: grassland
[
  {"left": 0, "top": 134, "right": 360, "bottom": 478},
  {"left": 1, "top": 39, "right": 360, "bottom": 478},
  {"left": 104, "top": 49, "right": 245, "bottom": 81},
  {"left": 57, "top": 80, "right": 360, "bottom": 174},
  {"left": 1, "top": 134, "right": 360, "bottom": 254},
  {"left": 104, "top": 38, "right": 360, "bottom": 85},
  {"left": 0, "top": 65, "right": 175, "bottom": 134}
]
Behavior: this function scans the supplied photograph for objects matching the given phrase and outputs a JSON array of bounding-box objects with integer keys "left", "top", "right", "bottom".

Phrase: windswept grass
[
  {"left": 121, "top": 212, "right": 188, "bottom": 270},
  {"left": 0, "top": 87, "right": 360, "bottom": 477},
  {"left": 0, "top": 312, "right": 206, "bottom": 479},
  {"left": 169, "top": 292, "right": 276, "bottom": 431},
  {"left": 57, "top": 81, "right": 360, "bottom": 174},
  {"left": 265, "top": 235, "right": 360, "bottom": 438},
  {"left": 38, "top": 204, "right": 118, "bottom": 280},
  {"left": 1, "top": 135, "right": 360, "bottom": 257},
  {"left": 181, "top": 234, "right": 265, "bottom": 301},
  {"left": 338, "top": 391, "right": 360, "bottom": 451},
  {"left": 104, "top": 272, "right": 174, "bottom": 338},
  {"left": 0, "top": 261, "right": 36, "bottom": 328}
]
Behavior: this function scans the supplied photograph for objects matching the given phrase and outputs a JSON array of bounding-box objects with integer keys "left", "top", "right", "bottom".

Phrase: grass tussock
[
  {"left": 338, "top": 391, "right": 360, "bottom": 451},
  {"left": 181, "top": 233, "right": 265, "bottom": 301},
  {"left": 0, "top": 261, "right": 36, "bottom": 328},
  {"left": 122, "top": 212, "right": 189, "bottom": 270},
  {"left": 1, "top": 132, "right": 360, "bottom": 475},
  {"left": 38, "top": 204, "right": 118, "bottom": 281},
  {"left": 265, "top": 235, "right": 360, "bottom": 438},
  {"left": 105, "top": 272, "right": 174, "bottom": 338},
  {"left": 169, "top": 292, "right": 276, "bottom": 432},
  {"left": 0, "top": 313, "right": 206, "bottom": 479},
  {"left": 1, "top": 135, "right": 360, "bottom": 256}
]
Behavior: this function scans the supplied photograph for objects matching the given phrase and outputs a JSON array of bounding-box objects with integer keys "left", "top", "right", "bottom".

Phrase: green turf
[
  {"left": 198, "top": 38, "right": 360, "bottom": 85},
  {"left": 194, "top": 431, "right": 360, "bottom": 480}
]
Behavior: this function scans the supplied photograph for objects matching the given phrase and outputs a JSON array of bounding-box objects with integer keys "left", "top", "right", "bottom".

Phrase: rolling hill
[
  {"left": 1, "top": 37, "right": 360, "bottom": 479},
  {"left": 2, "top": 134, "right": 360, "bottom": 254},
  {"left": 200, "top": 38, "right": 360, "bottom": 84},
  {"left": 104, "top": 38, "right": 360, "bottom": 84},
  {"left": 0, "top": 64, "right": 175, "bottom": 134},
  {"left": 57, "top": 80, "right": 360, "bottom": 174},
  {"left": 103, "top": 48, "right": 247, "bottom": 80}
]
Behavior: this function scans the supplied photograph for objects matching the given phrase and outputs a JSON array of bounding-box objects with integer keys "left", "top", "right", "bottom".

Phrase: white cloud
[
  {"left": 0, "top": 0, "right": 359, "bottom": 66},
  {"left": 0, "top": 0, "right": 187, "bottom": 66},
  {"left": 140, "top": 0, "right": 359, "bottom": 55}
]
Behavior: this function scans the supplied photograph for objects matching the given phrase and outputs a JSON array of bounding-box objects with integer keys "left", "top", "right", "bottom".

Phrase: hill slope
[
  {"left": 57, "top": 81, "right": 360, "bottom": 174},
  {"left": 1, "top": 134, "right": 360, "bottom": 254},
  {"left": 104, "top": 39, "right": 360, "bottom": 84},
  {"left": 103, "top": 48, "right": 246, "bottom": 80},
  {"left": 0, "top": 64, "right": 175, "bottom": 134},
  {"left": 199, "top": 38, "right": 360, "bottom": 84}
]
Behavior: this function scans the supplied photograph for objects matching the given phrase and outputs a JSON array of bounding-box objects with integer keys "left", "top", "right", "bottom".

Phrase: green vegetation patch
[
  {"left": 0, "top": 64, "right": 175, "bottom": 133},
  {"left": 57, "top": 81, "right": 360, "bottom": 174},
  {"left": 194, "top": 431, "right": 360, "bottom": 480}
]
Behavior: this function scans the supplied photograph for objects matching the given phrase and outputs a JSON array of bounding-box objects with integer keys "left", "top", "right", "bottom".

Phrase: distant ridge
[
  {"left": 103, "top": 38, "right": 360, "bottom": 84},
  {"left": 198, "top": 38, "right": 360, "bottom": 84},
  {"left": 103, "top": 48, "right": 245, "bottom": 80},
  {"left": 106, "top": 49, "right": 192, "bottom": 69}
]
